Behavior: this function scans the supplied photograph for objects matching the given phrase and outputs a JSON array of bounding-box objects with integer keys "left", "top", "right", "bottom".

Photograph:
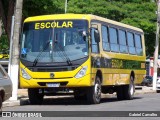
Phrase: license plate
[{"left": 47, "top": 83, "right": 60, "bottom": 87}]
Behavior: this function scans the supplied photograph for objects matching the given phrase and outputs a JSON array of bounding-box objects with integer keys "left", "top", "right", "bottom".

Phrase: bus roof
[{"left": 24, "top": 14, "right": 143, "bottom": 33}]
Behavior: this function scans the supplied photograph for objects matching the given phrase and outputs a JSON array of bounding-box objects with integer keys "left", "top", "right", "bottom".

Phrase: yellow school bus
[{"left": 20, "top": 14, "right": 146, "bottom": 104}]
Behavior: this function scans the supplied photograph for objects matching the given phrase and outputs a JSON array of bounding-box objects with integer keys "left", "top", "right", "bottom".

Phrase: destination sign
[{"left": 34, "top": 21, "right": 73, "bottom": 29}]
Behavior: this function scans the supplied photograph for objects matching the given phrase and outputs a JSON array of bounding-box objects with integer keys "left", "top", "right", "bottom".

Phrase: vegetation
[{"left": 0, "top": 0, "right": 157, "bottom": 56}]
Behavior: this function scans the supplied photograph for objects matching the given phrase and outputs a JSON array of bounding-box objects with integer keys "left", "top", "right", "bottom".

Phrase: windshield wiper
[
  {"left": 54, "top": 40, "right": 72, "bottom": 66},
  {"left": 33, "top": 41, "right": 50, "bottom": 66}
]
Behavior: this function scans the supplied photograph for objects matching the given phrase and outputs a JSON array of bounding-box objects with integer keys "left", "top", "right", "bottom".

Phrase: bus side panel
[
  {"left": 102, "top": 69, "right": 130, "bottom": 86},
  {"left": 101, "top": 66, "right": 146, "bottom": 86},
  {"left": 134, "top": 70, "right": 146, "bottom": 85}
]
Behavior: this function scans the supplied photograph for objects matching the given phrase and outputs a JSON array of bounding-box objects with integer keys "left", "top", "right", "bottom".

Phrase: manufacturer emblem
[{"left": 50, "top": 73, "right": 54, "bottom": 78}]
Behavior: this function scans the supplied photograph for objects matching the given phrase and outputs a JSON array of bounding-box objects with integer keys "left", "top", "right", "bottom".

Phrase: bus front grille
[{"left": 28, "top": 66, "right": 77, "bottom": 72}]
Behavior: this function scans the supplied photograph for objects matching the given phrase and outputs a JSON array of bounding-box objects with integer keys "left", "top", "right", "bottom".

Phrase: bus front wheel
[
  {"left": 0, "top": 95, "right": 2, "bottom": 110},
  {"left": 28, "top": 88, "right": 44, "bottom": 105},
  {"left": 87, "top": 76, "right": 101, "bottom": 104},
  {"left": 74, "top": 89, "right": 86, "bottom": 100}
]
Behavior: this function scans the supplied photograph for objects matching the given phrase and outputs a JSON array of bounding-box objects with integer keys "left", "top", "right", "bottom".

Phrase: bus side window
[
  {"left": 109, "top": 27, "right": 119, "bottom": 52},
  {"left": 102, "top": 25, "right": 110, "bottom": 51},
  {"left": 127, "top": 32, "right": 136, "bottom": 55},
  {"left": 135, "top": 34, "right": 143, "bottom": 56},
  {"left": 91, "top": 28, "right": 99, "bottom": 53},
  {"left": 118, "top": 29, "right": 128, "bottom": 54}
]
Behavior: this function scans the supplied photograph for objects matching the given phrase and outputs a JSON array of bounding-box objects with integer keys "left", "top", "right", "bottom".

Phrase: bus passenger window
[
  {"left": 109, "top": 27, "right": 119, "bottom": 52},
  {"left": 127, "top": 32, "right": 136, "bottom": 55},
  {"left": 91, "top": 28, "right": 99, "bottom": 53},
  {"left": 135, "top": 34, "right": 143, "bottom": 56},
  {"left": 118, "top": 29, "right": 128, "bottom": 54},
  {"left": 102, "top": 26, "right": 110, "bottom": 51}
]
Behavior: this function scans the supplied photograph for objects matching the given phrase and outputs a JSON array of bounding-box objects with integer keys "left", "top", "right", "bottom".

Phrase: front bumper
[{"left": 20, "top": 74, "right": 92, "bottom": 88}]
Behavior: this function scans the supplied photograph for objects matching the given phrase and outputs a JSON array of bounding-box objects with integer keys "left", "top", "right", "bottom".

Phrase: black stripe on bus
[{"left": 91, "top": 57, "right": 145, "bottom": 70}]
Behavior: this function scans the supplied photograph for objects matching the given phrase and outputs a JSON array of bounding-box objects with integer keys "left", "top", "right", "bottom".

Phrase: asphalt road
[{"left": 1, "top": 92, "right": 160, "bottom": 120}]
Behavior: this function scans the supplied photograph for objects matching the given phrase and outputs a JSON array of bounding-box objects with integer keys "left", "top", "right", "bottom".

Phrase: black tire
[
  {"left": 123, "top": 76, "right": 135, "bottom": 100},
  {"left": 116, "top": 76, "right": 135, "bottom": 100},
  {"left": 116, "top": 86, "right": 124, "bottom": 100},
  {"left": 0, "top": 95, "right": 2, "bottom": 111},
  {"left": 156, "top": 90, "right": 160, "bottom": 93},
  {"left": 87, "top": 76, "right": 101, "bottom": 104},
  {"left": 28, "top": 88, "right": 44, "bottom": 105},
  {"left": 74, "top": 89, "right": 86, "bottom": 100}
]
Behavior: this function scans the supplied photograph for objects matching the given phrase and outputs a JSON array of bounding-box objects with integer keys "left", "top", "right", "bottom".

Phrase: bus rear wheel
[
  {"left": 87, "top": 76, "right": 101, "bottom": 104},
  {"left": 28, "top": 88, "right": 44, "bottom": 105},
  {"left": 156, "top": 90, "right": 160, "bottom": 93},
  {"left": 117, "top": 76, "right": 135, "bottom": 100},
  {"left": 124, "top": 76, "right": 135, "bottom": 100}
]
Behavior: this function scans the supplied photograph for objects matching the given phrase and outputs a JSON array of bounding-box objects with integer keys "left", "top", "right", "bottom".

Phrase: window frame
[
  {"left": 101, "top": 25, "right": 110, "bottom": 52},
  {"left": 109, "top": 27, "right": 119, "bottom": 53},
  {"left": 135, "top": 33, "right": 143, "bottom": 56},
  {"left": 118, "top": 29, "right": 128, "bottom": 54},
  {"left": 127, "top": 31, "right": 136, "bottom": 55},
  {"left": 98, "top": 21, "right": 144, "bottom": 56},
  {"left": 91, "top": 27, "right": 99, "bottom": 53}
]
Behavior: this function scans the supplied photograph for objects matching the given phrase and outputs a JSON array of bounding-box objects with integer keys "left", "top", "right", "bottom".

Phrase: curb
[
  {"left": 2, "top": 98, "right": 29, "bottom": 108},
  {"left": 3, "top": 100, "right": 20, "bottom": 107}
]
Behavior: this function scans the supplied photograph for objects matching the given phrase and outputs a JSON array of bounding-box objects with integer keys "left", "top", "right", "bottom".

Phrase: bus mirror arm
[{"left": 78, "top": 30, "right": 87, "bottom": 41}]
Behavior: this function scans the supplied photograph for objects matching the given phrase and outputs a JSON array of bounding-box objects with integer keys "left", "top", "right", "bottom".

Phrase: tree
[
  {"left": 0, "top": 0, "right": 64, "bottom": 42},
  {"left": 67, "top": 0, "right": 156, "bottom": 56},
  {"left": 0, "top": 0, "right": 15, "bottom": 41},
  {"left": 0, "top": 20, "right": 2, "bottom": 36},
  {"left": 0, "top": 0, "right": 158, "bottom": 56},
  {"left": 23, "top": 0, "right": 65, "bottom": 18},
  {"left": 0, "top": 0, "right": 65, "bottom": 51}
]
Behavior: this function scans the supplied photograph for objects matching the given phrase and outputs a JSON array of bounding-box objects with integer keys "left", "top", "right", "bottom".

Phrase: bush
[{"left": 0, "top": 34, "right": 9, "bottom": 53}]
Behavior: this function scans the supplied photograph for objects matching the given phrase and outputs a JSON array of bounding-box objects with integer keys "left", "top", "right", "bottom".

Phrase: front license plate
[{"left": 47, "top": 83, "right": 60, "bottom": 87}]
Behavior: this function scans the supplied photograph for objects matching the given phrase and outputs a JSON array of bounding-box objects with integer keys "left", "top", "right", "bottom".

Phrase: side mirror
[
  {"left": 94, "top": 29, "right": 100, "bottom": 43},
  {"left": 82, "top": 31, "right": 87, "bottom": 41},
  {"left": 79, "top": 30, "right": 87, "bottom": 41}
]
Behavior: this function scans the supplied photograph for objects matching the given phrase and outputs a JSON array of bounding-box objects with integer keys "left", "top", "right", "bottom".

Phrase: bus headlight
[
  {"left": 75, "top": 66, "right": 88, "bottom": 79},
  {"left": 21, "top": 68, "right": 31, "bottom": 80}
]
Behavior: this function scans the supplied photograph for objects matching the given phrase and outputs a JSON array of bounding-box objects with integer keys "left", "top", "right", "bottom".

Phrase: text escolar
[{"left": 35, "top": 21, "right": 73, "bottom": 29}]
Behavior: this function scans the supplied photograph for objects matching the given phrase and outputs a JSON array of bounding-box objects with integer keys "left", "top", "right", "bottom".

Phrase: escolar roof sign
[{"left": 35, "top": 21, "right": 73, "bottom": 29}]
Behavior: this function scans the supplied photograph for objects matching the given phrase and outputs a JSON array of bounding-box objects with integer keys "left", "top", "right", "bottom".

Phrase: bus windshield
[{"left": 20, "top": 20, "right": 89, "bottom": 64}]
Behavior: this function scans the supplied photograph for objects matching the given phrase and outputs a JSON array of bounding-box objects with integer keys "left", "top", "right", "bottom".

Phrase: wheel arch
[
  {"left": 130, "top": 70, "right": 135, "bottom": 81},
  {"left": 96, "top": 70, "right": 103, "bottom": 83}
]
